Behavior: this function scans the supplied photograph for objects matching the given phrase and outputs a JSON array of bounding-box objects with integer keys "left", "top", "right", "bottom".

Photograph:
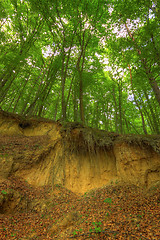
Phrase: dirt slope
[
  {"left": 0, "top": 110, "right": 160, "bottom": 193},
  {"left": 0, "top": 110, "right": 160, "bottom": 239},
  {"left": 0, "top": 176, "right": 160, "bottom": 239}
]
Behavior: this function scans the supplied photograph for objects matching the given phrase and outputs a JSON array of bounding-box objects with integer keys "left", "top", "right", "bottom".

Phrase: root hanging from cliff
[{"left": 60, "top": 122, "right": 117, "bottom": 155}]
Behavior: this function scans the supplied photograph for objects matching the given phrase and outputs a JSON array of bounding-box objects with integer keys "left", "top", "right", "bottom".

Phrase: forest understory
[
  {"left": 0, "top": 176, "right": 160, "bottom": 240},
  {"left": 0, "top": 110, "right": 160, "bottom": 239}
]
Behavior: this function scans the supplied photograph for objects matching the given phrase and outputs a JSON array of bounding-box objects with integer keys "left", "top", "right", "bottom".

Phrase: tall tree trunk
[
  {"left": 61, "top": 48, "right": 66, "bottom": 120},
  {"left": 60, "top": 36, "right": 75, "bottom": 120},
  {"left": 123, "top": 112, "right": 139, "bottom": 134},
  {"left": 53, "top": 90, "right": 61, "bottom": 121},
  {"left": 79, "top": 70, "right": 85, "bottom": 123},
  {"left": 125, "top": 23, "right": 160, "bottom": 107},
  {"left": 73, "top": 80, "right": 79, "bottom": 122},
  {"left": 128, "top": 64, "right": 148, "bottom": 134},
  {"left": 76, "top": 51, "right": 85, "bottom": 123},
  {"left": 76, "top": 29, "right": 91, "bottom": 124},
  {"left": 111, "top": 87, "right": 118, "bottom": 132},
  {"left": 13, "top": 74, "right": 30, "bottom": 112},
  {"left": 118, "top": 81, "right": 123, "bottom": 134},
  {"left": 144, "top": 91, "right": 160, "bottom": 133}
]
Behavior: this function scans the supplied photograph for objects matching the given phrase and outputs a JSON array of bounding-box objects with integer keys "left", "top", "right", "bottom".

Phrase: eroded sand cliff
[{"left": 0, "top": 110, "right": 160, "bottom": 194}]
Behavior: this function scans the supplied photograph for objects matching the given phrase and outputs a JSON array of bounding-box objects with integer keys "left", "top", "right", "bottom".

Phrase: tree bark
[
  {"left": 128, "top": 64, "right": 148, "bottom": 134},
  {"left": 125, "top": 23, "right": 160, "bottom": 107}
]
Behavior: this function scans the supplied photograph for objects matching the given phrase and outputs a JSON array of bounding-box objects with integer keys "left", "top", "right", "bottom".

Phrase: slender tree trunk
[
  {"left": 128, "top": 64, "right": 148, "bottom": 134},
  {"left": 79, "top": 70, "right": 85, "bottom": 123},
  {"left": 73, "top": 80, "right": 79, "bottom": 122},
  {"left": 61, "top": 47, "right": 66, "bottom": 120},
  {"left": 13, "top": 74, "right": 30, "bottom": 112},
  {"left": 53, "top": 90, "right": 61, "bottom": 121},
  {"left": 118, "top": 82, "right": 123, "bottom": 134},
  {"left": 0, "top": 18, "right": 43, "bottom": 92},
  {"left": 144, "top": 91, "right": 160, "bottom": 133},
  {"left": 123, "top": 113, "right": 139, "bottom": 134},
  {"left": 103, "top": 102, "right": 109, "bottom": 130},
  {"left": 125, "top": 23, "right": 160, "bottom": 107},
  {"left": 76, "top": 29, "right": 91, "bottom": 124},
  {"left": 61, "top": 35, "right": 75, "bottom": 120},
  {"left": 76, "top": 52, "right": 84, "bottom": 123},
  {"left": 123, "top": 111, "right": 130, "bottom": 133},
  {"left": 0, "top": 72, "right": 19, "bottom": 103},
  {"left": 137, "top": 92, "right": 154, "bottom": 132},
  {"left": 65, "top": 74, "right": 75, "bottom": 109},
  {"left": 111, "top": 87, "right": 118, "bottom": 132}
]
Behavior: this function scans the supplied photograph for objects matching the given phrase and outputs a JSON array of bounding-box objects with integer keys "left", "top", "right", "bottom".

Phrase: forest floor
[
  {"left": 0, "top": 176, "right": 159, "bottom": 240},
  {"left": 0, "top": 122, "right": 160, "bottom": 240}
]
